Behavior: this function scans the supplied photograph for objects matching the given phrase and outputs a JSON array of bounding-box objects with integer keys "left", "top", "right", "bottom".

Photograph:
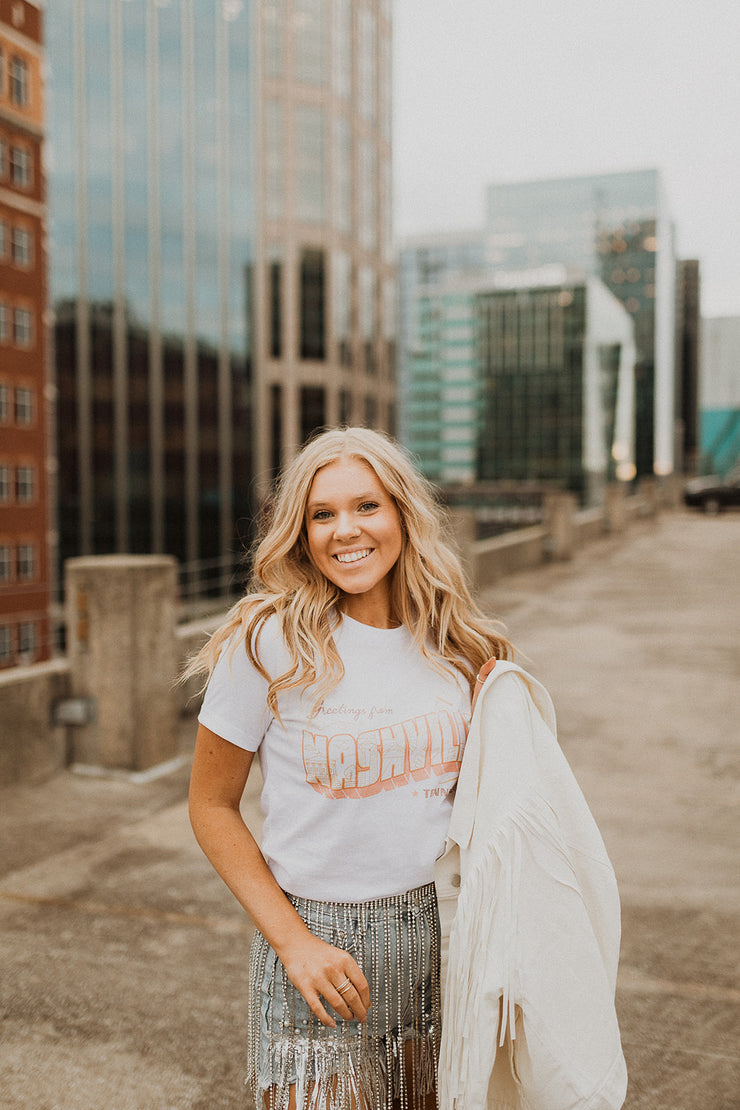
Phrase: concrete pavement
[{"left": 1, "top": 510, "right": 738, "bottom": 1109}]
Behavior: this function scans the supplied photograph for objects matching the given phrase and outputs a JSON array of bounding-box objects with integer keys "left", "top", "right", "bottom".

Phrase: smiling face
[{"left": 305, "top": 457, "right": 404, "bottom": 627}]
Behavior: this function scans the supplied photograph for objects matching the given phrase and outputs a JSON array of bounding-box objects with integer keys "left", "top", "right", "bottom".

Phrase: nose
[{"left": 333, "top": 511, "right": 360, "bottom": 540}]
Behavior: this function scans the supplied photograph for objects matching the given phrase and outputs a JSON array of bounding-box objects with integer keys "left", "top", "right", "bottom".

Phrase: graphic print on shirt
[{"left": 301, "top": 699, "right": 468, "bottom": 799}]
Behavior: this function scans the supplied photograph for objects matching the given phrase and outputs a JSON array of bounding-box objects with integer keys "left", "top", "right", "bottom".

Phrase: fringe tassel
[
  {"left": 247, "top": 884, "right": 441, "bottom": 1110},
  {"left": 439, "top": 792, "right": 575, "bottom": 1109}
]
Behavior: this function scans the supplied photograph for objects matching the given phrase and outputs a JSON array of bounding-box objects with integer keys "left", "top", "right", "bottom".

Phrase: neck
[{"left": 339, "top": 598, "right": 400, "bottom": 629}]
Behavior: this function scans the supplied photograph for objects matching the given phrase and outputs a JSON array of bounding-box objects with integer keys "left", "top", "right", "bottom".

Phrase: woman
[{"left": 186, "top": 427, "right": 510, "bottom": 1110}]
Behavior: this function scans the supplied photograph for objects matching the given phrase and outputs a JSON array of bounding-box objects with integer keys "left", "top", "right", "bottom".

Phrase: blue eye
[
  {"left": 311, "top": 509, "right": 332, "bottom": 521},
  {"left": 359, "top": 501, "right": 379, "bottom": 512}
]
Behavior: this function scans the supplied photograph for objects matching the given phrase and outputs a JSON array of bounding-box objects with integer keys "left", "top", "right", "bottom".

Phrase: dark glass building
[{"left": 477, "top": 280, "right": 636, "bottom": 505}]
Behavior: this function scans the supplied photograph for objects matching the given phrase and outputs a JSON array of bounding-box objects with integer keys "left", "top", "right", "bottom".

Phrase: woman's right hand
[
  {"left": 189, "top": 726, "right": 370, "bottom": 1028},
  {"left": 279, "top": 931, "right": 371, "bottom": 1028}
]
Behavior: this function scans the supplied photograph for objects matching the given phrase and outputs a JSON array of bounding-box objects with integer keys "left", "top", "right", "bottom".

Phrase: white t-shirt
[{"left": 198, "top": 611, "right": 471, "bottom": 901}]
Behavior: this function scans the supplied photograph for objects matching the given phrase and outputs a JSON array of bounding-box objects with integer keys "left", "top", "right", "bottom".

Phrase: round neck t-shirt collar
[{"left": 332, "top": 608, "right": 408, "bottom": 638}]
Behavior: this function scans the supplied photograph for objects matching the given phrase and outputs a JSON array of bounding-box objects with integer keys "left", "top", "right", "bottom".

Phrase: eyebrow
[{"left": 306, "top": 490, "right": 383, "bottom": 511}]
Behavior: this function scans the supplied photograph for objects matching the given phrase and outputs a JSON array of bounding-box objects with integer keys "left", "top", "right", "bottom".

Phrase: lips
[{"left": 334, "top": 548, "right": 373, "bottom": 564}]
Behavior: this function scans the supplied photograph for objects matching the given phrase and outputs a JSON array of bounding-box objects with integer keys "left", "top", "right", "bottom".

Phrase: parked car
[{"left": 683, "top": 467, "right": 740, "bottom": 514}]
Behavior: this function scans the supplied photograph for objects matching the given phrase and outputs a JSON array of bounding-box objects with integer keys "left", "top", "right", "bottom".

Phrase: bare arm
[{"left": 188, "top": 723, "right": 370, "bottom": 1026}]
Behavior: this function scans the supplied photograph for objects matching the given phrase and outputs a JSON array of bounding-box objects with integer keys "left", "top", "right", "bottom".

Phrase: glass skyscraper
[
  {"left": 486, "top": 169, "right": 676, "bottom": 480},
  {"left": 399, "top": 169, "right": 678, "bottom": 493},
  {"left": 47, "top": 0, "right": 394, "bottom": 593}
]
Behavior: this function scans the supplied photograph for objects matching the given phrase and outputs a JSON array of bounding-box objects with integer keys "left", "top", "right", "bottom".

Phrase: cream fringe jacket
[{"left": 435, "top": 662, "right": 628, "bottom": 1110}]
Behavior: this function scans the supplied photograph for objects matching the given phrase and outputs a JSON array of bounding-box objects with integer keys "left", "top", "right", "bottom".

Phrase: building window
[
  {"left": 0, "top": 465, "right": 10, "bottom": 503},
  {"left": 332, "top": 0, "right": 351, "bottom": 101},
  {"left": 264, "top": 99, "right": 285, "bottom": 222},
  {"left": 364, "top": 394, "right": 379, "bottom": 428},
  {"left": 359, "top": 266, "right": 376, "bottom": 375},
  {"left": 332, "top": 251, "right": 352, "bottom": 367},
  {"left": 0, "top": 220, "right": 7, "bottom": 258},
  {"left": 0, "top": 545, "right": 11, "bottom": 583},
  {"left": 268, "top": 248, "right": 282, "bottom": 359},
  {"left": 0, "top": 626, "right": 12, "bottom": 666},
  {"left": 295, "top": 104, "right": 327, "bottom": 223},
  {"left": 15, "top": 387, "right": 34, "bottom": 425},
  {"left": 358, "top": 7, "right": 378, "bottom": 123},
  {"left": 294, "top": 0, "right": 327, "bottom": 88},
  {"left": 18, "top": 621, "right": 36, "bottom": 662},
  {"left": 10, "top": 55, "right": 29, "bottom": 107},
  {"left": 358, "top": 138, "right": 377, "bottom": 251},
  {"left": 10, "top": 146, "right": 32, "bottom": 188},
  {"left": 17, "top": 543, "right": 35, "bottom": 581},
  {"left": 0, "top": 304, "right": 7, "bottom": 342},
  {"left": 339, "top": 389, "right": 353, "bottom": 425},
  {"left": 0, "top": 384, "right": 9, "bottom": 423},
  {"left": 16, "top": 465, "right": 34, "bottom": 503},
  {"left": 262, "top": 0, "right": 284, "bottom": 79},
  {"left": 14, "top": 308, "right": 32, "bottom": 347},
  {"left": 299, "top": 248, "right": 326, "bottom": 360},
  {"left": 270, "top": 383, "right": 282, "bottom": 475},
  {"left": 12, "top": 226, "right": 32, "bottom": 267},
  {"left": 300, "top": 385, "right": 326, "bottom": 445},
  {"left": 333, "top": 116, "right": 352, "bottom": 235}
]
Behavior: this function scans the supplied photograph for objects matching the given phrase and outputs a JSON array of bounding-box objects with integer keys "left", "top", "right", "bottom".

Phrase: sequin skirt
[{"left": 247, "top": 882, "right": 441, "bottom": 1110}]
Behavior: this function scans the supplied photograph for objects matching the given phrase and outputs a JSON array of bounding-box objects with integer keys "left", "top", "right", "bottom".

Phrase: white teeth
[{"left": 335, "top": 549, "right": 372, "bottom": 564}]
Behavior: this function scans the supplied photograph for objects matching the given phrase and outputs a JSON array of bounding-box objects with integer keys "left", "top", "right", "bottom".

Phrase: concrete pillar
[
  {"left": 658, "top": 473, "right": 682, "bottom": 509},
  {"left": 543, "top": 492, "right": 577, "bottom": 561},
  {"left": 637, "top": 476, "right": 659, "bottom": 518},
  {"left": 604, "top": 483, "right": 628, "bottom": 533},
  {"left": 65, "top": 555, "right": 179, "bottom": 772}
]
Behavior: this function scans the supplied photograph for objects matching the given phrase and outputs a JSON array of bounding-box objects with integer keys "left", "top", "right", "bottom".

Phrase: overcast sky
[{"left": 393, "top": 0, "right": 740, "bottom": 318}]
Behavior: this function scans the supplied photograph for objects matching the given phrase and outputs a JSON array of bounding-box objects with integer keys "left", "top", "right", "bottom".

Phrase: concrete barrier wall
[
  {"left": 0, "top": 659, "right": 71, "bottom": 786},
  {"left": 574, "top": 508, "right": 607, "bottom": 545},
  {"left": 470, "top": 525, "right": 547, "bottom": 589}
]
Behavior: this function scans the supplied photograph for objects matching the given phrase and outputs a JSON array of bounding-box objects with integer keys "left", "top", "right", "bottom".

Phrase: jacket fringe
[{"left": 441, "top": 792, "right": 570, "bottom": 1108}]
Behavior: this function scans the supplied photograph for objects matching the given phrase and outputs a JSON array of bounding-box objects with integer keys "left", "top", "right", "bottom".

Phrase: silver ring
[
  {"left": 336, "top": 977, "right": 352, "bottom": 995},
  {"left": 475, "top": 673, "right": 485, "bottom": 683}
]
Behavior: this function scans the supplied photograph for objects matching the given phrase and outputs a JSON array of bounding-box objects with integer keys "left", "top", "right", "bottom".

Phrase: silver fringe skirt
[{"left": 247, "top": 882, "right": 441, "bottom": 1110}]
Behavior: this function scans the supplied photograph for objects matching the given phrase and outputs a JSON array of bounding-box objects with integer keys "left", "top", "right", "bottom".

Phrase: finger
[
  {"left": 305, "top": 991, "right": 337, "bottom": 1029},
  {"left": 331, "top": 981, "right": 368, "bottom": 1023},
  {"left": 342, "top": 960, "right": 371, "bottom": 1011}
]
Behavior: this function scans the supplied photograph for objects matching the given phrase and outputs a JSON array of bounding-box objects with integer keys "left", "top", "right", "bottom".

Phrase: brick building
[{"left": 0, "top": 0, "right": 51, "bottom": 666}]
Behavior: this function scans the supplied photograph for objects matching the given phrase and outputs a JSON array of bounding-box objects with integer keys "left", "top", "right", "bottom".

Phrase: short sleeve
[{"left": 198, "top": 634, "right": 273, "bottom": 752}]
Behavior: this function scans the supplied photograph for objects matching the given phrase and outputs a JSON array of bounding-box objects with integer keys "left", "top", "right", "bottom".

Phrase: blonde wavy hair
[{"left": 184, "top": 426, "right": 512, "bottom": 714}]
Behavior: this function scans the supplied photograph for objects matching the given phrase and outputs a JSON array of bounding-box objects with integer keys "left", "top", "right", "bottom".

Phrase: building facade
[
  {"left": 47, "top": 0, "right": 394, "bottom": 593},
  {"left": 404, "top": 277, "right": 481, "bottom": 485},
  {"left": 486, "top": 169, "right": 677, "bottom": 480},
  {"left": 0, "top": 0, "right": 51, "bottom": 667},
  {"left": 478, "top": 279, "right": 636, "bottom": 505},
  {"left": 254, "top": 0, "right": 395, "bottom": 495},
  {"left": 397, "top": 229, "right": 486, "bottom": 455},
  {"left": 699, "top": 316, "right": 740, "bottom": 474}
]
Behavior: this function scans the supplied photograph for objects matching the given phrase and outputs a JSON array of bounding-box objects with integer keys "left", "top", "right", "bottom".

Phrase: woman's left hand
[{"left": 471, "top": 657, "right": 496, "bottom": 713}]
